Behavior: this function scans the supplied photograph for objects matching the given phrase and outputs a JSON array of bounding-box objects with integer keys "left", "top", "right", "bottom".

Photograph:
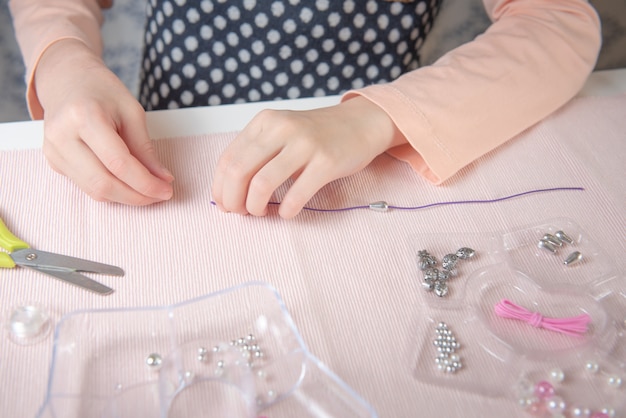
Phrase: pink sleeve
[
  {"left": 343, "top": 0, "right": 601, "bottom": 185},
  {"left": 8, "top": 0, "right": 105, "bottom": 120}
]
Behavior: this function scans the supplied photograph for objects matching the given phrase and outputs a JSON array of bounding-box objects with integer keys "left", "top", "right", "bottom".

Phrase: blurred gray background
[{"left": 1, "top": 0, "right": 624, "bottom": 123}]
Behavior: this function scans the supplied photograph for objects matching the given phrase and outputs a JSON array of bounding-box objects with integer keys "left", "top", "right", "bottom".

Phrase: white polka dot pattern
[{"left": 140, "top": 0, "right": 440, "bottom": 110}]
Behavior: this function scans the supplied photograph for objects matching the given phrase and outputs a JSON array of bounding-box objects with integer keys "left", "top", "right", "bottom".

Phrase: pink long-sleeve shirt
[{"left": 9, "top": 0, "right": 601, "bottom": 184}]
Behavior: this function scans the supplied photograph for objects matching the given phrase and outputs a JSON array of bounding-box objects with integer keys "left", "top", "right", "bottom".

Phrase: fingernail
[
  {"left": 160, "top": 186, "right": 173, "bottom": 200},
  {"left": 161, "top": 166, "right": 174, "bottom": 182}
]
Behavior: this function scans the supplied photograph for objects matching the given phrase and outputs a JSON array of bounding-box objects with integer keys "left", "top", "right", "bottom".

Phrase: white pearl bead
[
  {"left": 514, "top": 378, "right": 535, "bottom": 398},
  {"left": 518, "top": 396, "right": 538, "bottom": 409},
  {"left": 570, "top": 406, "right": 591, "bottom": 417},
  {"left": 549, "top": 367, "right": 565, "bottom": 383},
  {"left": 546, "top": 395, "right": 566, "bottom": 413},
  {"left": 601, "top": 407, "right": 616, "bottom": 418},
  {"left": 607, "top": 375, "right": 622, "bottom": 388},
  {"left": 585, "top": 361, "right": 599, "bottom": 373}
]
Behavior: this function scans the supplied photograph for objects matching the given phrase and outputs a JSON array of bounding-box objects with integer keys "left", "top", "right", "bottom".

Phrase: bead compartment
[
  {"left": 501, "top": 218, "right": 616, "bottom": 288},
  {"left": 410, "top": 218, "right": 624, "bottom": 413},
  {"left": 37, "top": 282, "right": 377, "bottom": 418},
  {"left": 408, "top": 232, "right": 501, "bottom": 309}
]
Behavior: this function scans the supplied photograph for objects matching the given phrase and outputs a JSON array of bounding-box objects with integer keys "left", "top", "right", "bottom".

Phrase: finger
[
  {"left": 118, "top": 103, "right": 174, "bottom": 183},
  {"left": 277, "top": 163, "right": 334, "bottom": 219},
  {"left": 245, "top": 149, "right": 307, "bottom": 216},
  {"left": 44, "top": 136, "right": 164, "bottom": 205},
  {"left": 212, "top": 119, "right": 265, "bottom": 210},
  {"left": 80, "top": 112, "right": 173, "bottom": 201},
  {"left": 214, "top": 139, "right": 282, "bottom": 214}
]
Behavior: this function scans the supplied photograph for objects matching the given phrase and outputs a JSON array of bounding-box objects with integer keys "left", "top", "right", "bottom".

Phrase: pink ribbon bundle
[{"left": 494, "top": 299, "right": 591, "bottom": 337}]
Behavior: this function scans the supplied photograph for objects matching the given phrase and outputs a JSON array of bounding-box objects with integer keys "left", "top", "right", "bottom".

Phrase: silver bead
[
  {"left": 555, "top": 230, "right": 574, "bottom": 244},
  {"left": 197, "top": 347, "right": 209, "bottom": 362},
  {"left": 145, "top": 353, "right": 162, "bottom": 368},
  {"left": 441, "top": 254, "right": 458, "bottom": 270},
  {"left": 543, "top": 233, "right": 563, "bottom": 247},
  {"left": 418, "top": 258, "right": 432, "bottom": 271},
  {"left": 423, "top": 267, "right": 439, "bottom": 281},
  {"left": 455, "top": 247, "right": 475, "bottom": 260},
  {"left": 564, "top": 251, "right": 583, "bottom": 266},
  {"left": 422, "top": 281, "right": 435, "bottom": 291},
  {"left": 538, "top": 239, "right": 558, "bottom": 253},
  {"left": 434, "top": 282, "right": 449, "bottom": 297},
  {"left": 418, "top": 254, "right": 438, "bottom": 271},
  {"left": 438, "top": 270, "right": 451, "bottom": 281},
  {"left": 368, "top": 201, "right": 389, "bottom": 212}
]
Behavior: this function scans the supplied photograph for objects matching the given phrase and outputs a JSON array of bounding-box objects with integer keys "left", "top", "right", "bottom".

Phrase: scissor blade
[
  {"left": 11, "top": 248, "right": 124, "bottom": 276},
  {"left": 25, "top": 266, "right": 114, "bottom": 295}
]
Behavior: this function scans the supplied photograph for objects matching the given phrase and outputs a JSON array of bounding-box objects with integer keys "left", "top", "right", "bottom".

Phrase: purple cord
[{"left": 210, "top": 186, "right": 584, "bottom": 213}]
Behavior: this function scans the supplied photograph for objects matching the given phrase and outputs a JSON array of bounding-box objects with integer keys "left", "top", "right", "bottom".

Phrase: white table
[{"left": 1, "top": 69, "right": 625, "bottom": 150}]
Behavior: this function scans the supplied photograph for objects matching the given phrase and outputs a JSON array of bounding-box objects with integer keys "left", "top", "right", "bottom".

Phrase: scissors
[{"left": 0, "top": 216, "right": 124, "bottom": 295}]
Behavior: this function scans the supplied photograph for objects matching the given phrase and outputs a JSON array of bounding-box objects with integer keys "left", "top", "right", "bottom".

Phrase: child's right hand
[{"left": 34, "top": 39, "right": 174, "bottom": 205}]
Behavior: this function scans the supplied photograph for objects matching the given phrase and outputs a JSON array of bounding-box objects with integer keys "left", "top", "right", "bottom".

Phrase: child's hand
[
  {"left": 212, "top": 96, "right": 406, "bottom": 219},
  {"left": 35, "top": 39, "right": 174, "bottom": 205}
]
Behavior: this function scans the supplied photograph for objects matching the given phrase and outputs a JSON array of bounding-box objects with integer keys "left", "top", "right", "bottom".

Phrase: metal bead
[
  {"left": 441, "top": 254, "right": 458, "bottom": 270},
  {"left": 418, "top": 258, "right": 431, "bottom": 271},
  {"left": 145, "top": 353, "right": 162, "bottom": 368},
  {"left": 438, "top": 270, "right": 451, "bottom": 281},
  {"left": 434, "top": 282, "right": 448, "bottom": 297},
  {"left": 564, "top": 251, "right": 583, "bottom": 266},
  {"left": 418, "top": 255, "right": 438, "bottom": 271},
  {"left": 543, "top": 233, "right": 563, "bottom": 247},
  {"left": 538, "top": 239, "right": 558, "bottom": 253},
  {"left": 423, "top": 267, "right": 439, "bottom": 281},
  {"left": 197, "top": 347, "right": 209, "bottom": 362},
  {"left": 455, "top": 247, "right": 475, "bottom": 260},
  {"left": 368, "top": 201, "right": 389, "bottom": 212},
  {"left": 422, "top": 281, "right": 435, "bottom": 291},
  {"left": 555, "top": 230, "right": 574, "bottom": 244}
]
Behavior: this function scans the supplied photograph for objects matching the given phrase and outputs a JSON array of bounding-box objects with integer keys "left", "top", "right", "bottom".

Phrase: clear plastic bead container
[
  {"left": 410, "top": 218, "right": 625, "bottom": 415},
  {"left": 37, "top": 282, "right": 377, "bottom": 418}
]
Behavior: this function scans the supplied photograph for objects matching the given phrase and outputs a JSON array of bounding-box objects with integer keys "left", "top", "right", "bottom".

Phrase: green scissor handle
[{"left": 0, "top": 217, "right": 30, "bottom": 268}]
